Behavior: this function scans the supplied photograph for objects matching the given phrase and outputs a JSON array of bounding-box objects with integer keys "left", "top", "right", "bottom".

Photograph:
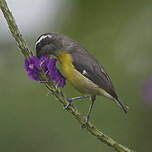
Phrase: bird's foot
[
  {"left": 64, "top": 98, "right": 72, "bottom": 109},
  {"left": 81, "top": 115, "right": 89, "bottom": 129}
]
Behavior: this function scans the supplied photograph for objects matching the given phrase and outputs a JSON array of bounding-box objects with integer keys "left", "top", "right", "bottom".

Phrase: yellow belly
[
  {"left": 61, "top": 63, "right": 100, "bottom": 95},
  {"left": 57, "top": 51, "right": 112, "bottom": 98}
]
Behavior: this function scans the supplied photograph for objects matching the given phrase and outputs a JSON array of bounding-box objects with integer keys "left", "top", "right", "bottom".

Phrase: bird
[{"left": 35, "top": 32, "right": 128, "bottom": 124}]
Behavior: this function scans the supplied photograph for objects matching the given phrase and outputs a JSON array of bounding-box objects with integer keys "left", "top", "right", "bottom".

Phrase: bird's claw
[
  {"left": 64, "top": 102, "right": 71, "bottom": 109},
  {"left": 81, "top": 116, "right": 89, "bottom": 129},
  {"left": 63, "top": 98, "right": 72, "bottom": 109}
]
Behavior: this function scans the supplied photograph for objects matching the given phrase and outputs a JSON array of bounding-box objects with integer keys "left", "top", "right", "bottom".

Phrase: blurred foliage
[{"left": 0, "top": 0, "right": 152, "bottom": 152}]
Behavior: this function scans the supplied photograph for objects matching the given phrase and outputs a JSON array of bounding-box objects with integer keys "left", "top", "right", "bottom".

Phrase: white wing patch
[
  {"left": 82, "top": 70, "right": 87, "bottom": 75},
  {"left": 35, "top": 34, "right": 52, "bottom": 46}
]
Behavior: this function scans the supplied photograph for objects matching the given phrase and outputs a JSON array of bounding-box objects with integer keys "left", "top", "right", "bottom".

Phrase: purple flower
[
  {"left": 24, "top": 56, "right": 66, "bottom": 87},
  {"left": 47, "top": 59, "right": 66, "bottom": 88},
  {"left": 39, "top": 56, "right": 50, "bottom": 72},
  {"left": 24, "top": 56, "right": 40, "bottom": 80},
  {"left": 141, "top": 76, "right": 152, "bottom": 105}
]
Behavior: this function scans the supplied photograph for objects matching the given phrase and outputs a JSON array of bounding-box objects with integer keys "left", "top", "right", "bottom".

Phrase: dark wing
[{"left": 70, "top": 49, "right": 118, "bottom": 99}]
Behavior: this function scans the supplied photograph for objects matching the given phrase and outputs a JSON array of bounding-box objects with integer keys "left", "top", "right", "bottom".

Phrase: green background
[{"left": 0, "top": 0, "right": 152, "bottom": 151}]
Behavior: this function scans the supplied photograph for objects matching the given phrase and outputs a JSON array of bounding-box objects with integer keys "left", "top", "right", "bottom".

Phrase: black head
[{"left": 35, "top": 33, "right": 64, "bottom": 58}]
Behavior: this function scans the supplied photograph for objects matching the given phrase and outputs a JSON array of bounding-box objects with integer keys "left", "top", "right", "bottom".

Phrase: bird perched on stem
[{"left": 35, "top": 32, "right": 128, "bottom": 125}]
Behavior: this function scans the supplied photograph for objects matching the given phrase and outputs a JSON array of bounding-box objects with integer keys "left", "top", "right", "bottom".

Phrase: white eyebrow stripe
[{"left": 35, "top": 34, "right": 52, "bottom": 46}]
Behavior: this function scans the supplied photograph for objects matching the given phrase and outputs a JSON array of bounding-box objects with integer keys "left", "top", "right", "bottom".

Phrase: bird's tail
[{"left": 113, "top": 98, "right": 129, "bottom": 113}]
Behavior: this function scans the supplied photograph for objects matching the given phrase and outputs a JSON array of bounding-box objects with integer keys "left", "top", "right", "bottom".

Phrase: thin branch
[{"left": 0, "top": 0, "right": 135, "bottom": 152}]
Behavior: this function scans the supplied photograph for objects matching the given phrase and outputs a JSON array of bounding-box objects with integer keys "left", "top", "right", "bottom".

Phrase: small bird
[{"left": 35, "top": 32, "right": 128, "bottom": 124}]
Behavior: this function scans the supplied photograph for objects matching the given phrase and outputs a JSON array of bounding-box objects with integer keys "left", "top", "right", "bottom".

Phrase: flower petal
[
  {"left": 24, "top": 56, "right": 40, "bottom": 81},
  {"left": 47, "top": 58, "right": 66, "bottom": 87}
]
